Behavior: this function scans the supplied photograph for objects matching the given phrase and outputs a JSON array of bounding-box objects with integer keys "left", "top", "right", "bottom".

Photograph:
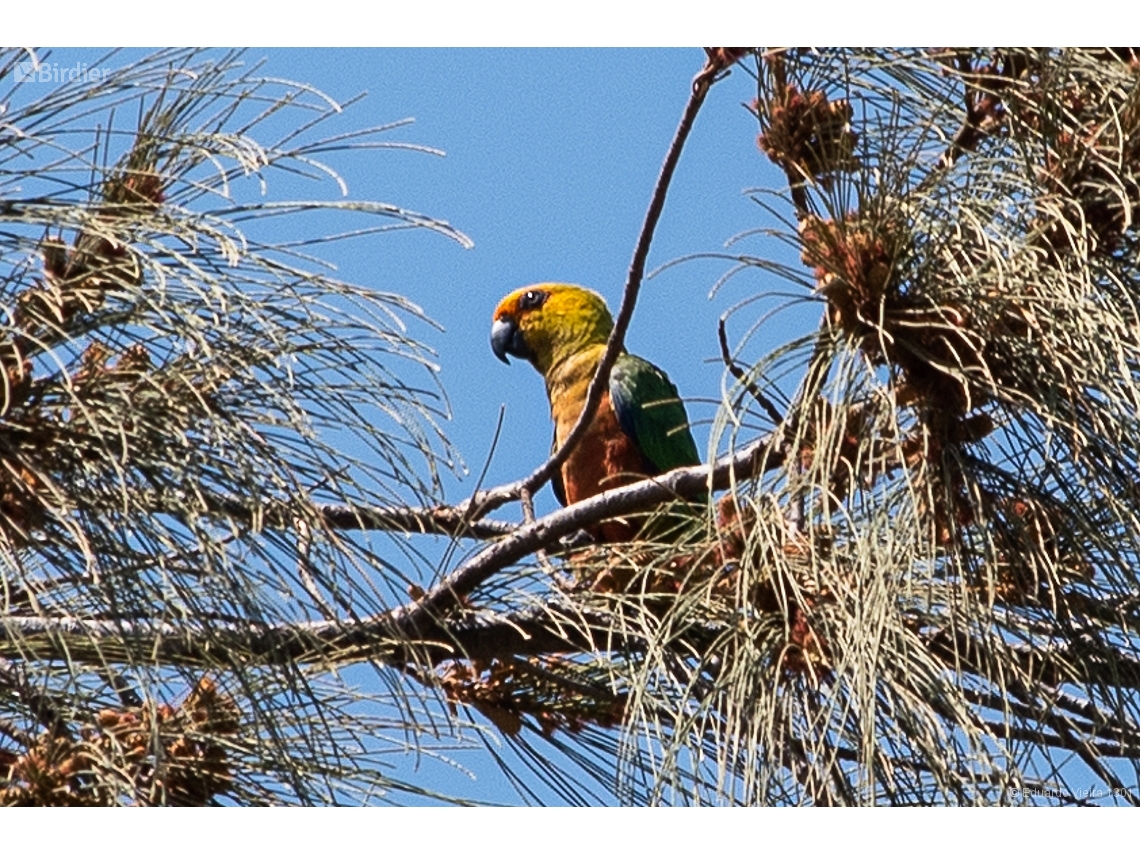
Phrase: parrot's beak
[{"left": 491, "top": 317, "right": 532, "bottom": 364}]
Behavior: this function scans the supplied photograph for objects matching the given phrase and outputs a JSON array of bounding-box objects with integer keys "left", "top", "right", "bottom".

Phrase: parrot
[{"left": 491, "top": 283, "right": 701, "bottom": 542}]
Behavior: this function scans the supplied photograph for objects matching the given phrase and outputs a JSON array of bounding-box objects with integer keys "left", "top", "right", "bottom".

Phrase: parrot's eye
[{"left": 518, "top": 289, "right": 547, "bottom": 310}]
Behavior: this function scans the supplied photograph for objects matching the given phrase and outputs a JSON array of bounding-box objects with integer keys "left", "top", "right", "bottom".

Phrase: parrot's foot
[{"left": 559, "top": 529, "right": 596, "bottom": 551}]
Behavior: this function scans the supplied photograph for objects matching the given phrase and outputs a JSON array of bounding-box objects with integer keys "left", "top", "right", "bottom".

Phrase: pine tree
[{"left": 2, "top": 47, "right": 1140, "bottom": 805}]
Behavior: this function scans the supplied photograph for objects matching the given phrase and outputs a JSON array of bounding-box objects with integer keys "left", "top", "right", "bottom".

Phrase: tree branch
[
  {"left": 312, "top": 503, "right": 517, "bottom": 539},
  {"left": 145, "top": 493, "right": 519, "bottom": 540},
  {"left": 0, "top": 436, "right": 782, "bottom": 670},
  {"left": 392, "top": 433, "right": 783, "bottom": 635},
  {"left": 0, "top": 605, "right": 616, "bottom": 671}
]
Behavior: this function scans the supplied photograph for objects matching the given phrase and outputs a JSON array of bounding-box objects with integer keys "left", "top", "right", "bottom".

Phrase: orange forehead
[
  {"left": 494, "top": 289, "right": 532, "bottom": 319},
  {"left": 493, "top": 284, "right": 552, "bottom": 320}
]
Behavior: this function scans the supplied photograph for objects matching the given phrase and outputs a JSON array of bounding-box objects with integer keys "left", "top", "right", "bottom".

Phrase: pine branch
[
  {"left": 146, "top": 492, "right": 519, "bottom": 540},
  {"left": 0, "top": 436, "right": 782, "bottom": 670},
  {"left": 0, "top": 604, "right": 616, "bottom": 670},
  {"left": 391, "top": 433, "right": 782, "bottom": 633}
]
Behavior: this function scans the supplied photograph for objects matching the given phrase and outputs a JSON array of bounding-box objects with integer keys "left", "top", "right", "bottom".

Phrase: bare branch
[
  {"left": 145, "top": 493, "right": 519, "bottom": 540},
  {"left": 394, "top": 433, "right": 783, "bottom": 632},
  {"left": 718, "top": 315, "right": 785, "bottom": 426},
  {"left": 313, "top": 503, "right": 517, "bottom": 539}
]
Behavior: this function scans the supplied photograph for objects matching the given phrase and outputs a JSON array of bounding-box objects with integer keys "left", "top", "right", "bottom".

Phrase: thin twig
[
  {"left": 765, "top": 50, "right": 812, "bottom": 219},
  {"left": 520, "top": 488, "right": 535, "bottom": 525},
  {"left": 919, "top": 50, "right": 1017, "bottom": 191},
  {"left": 294, "top": 517, "right": 339, "bottom": 621},
  {"left": 718, "top": 315, "right": 785, "bottom": 426},
  {"left": 148, "top": 493, "right": 520, "bottom": 540}
]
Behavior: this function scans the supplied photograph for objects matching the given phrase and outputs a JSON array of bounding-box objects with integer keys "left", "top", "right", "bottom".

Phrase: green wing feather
[{"left": 610, "top": 353, "right": 700, "bottom": 473}]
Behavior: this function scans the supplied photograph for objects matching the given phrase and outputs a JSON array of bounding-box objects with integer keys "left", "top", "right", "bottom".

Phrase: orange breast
[{"left": 560, "top": 392, "right": 652, "bottom": 542}]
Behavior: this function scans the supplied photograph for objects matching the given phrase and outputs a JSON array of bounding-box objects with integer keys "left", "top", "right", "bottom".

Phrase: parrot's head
[{"left": 491, "top": 283, "right": 614, "bottom": 376}]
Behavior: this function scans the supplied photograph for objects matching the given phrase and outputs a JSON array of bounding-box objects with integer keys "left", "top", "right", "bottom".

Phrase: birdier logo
[{"left": 15, "top": 61, "right": 110, "bottom": 85}]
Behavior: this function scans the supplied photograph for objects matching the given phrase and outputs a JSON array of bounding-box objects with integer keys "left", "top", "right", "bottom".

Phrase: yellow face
[{"left": 491, "top": 283, "right": 614, "bottom": 375}]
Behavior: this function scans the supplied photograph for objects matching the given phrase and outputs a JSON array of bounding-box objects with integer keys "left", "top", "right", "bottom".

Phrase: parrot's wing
[{"left": 610, "top": 353, "right": 700, "bottom": 474}]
